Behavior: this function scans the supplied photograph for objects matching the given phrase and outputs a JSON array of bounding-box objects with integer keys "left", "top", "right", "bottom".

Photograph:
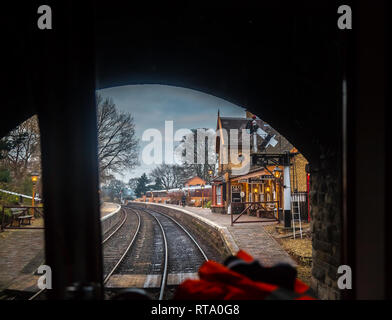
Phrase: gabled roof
[
  {"left": 184, "top": 176, "right": 206, "bottom": 185},
  {"left": 212, "top": 175, "right": 224, "bottom": 183},
  {"left": 216, "top": 115, "right": 293, "bottom": 154}
]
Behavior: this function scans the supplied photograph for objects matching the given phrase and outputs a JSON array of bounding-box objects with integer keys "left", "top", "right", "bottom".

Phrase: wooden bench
[
  {"left": 17, "top": 215, "right": 33, "bottom": 226},
  {"left": 256, "top": 204, "right": 276, "bottom": 218},
  {"left": 10, "top": 208, "right": 32, "bottom": 227}
]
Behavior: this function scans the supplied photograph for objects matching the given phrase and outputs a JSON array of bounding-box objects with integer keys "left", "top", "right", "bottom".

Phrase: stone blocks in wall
[
  {"left": 309, "top": 146, "right": 342, "bottom": 300},
  {"left": 211, "top": 206, "right": 226, "bottom": 214}
]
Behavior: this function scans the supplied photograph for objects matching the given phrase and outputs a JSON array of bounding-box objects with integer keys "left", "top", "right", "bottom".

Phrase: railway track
[
  {"left": 27, "top": 205, "right": 210, "bottom": 300},
  {"left": 137, "top": 207, "right": 208, "bottom": 300},
  {"left": 103, "top": 207, "right": 141, "bottom": 284}
]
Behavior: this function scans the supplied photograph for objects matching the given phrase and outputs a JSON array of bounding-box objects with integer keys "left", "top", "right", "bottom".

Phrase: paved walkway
[
  {"left": 0, "top": 222, "right": 44, "bottom": 292},
  {"left": 165, "top": 204, "right": 296, "bottom": 267},
  {"left": 0, "top": 203, "right": 119, "bottom": 293}
]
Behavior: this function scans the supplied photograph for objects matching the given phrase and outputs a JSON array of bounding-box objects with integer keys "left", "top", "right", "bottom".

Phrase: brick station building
[
  {"left": 211, "top": 111, "right": 309, "bottom": 222},
  {"left": 184, "top": 176, "right": 206, "bottom": 187}
]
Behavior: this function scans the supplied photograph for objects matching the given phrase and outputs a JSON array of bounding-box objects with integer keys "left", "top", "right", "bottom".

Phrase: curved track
[
  {"left": 136, "top": 207, "right": 208, "bottom": 300},
  {"left": 29, "top": 205, "right": 210, "bottom": 300},
  {"left": 103, "top": 208, "right": 141, "bottom": 284}
]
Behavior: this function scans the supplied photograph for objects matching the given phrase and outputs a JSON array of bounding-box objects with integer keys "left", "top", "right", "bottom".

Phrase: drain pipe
[{"left": 283, "top": 161, "right": 292, "bottom": 228}]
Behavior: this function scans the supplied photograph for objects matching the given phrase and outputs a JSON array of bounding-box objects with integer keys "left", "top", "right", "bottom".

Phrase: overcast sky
[{"left": 97, "top": 84, "right": 245, "bottom": 182}]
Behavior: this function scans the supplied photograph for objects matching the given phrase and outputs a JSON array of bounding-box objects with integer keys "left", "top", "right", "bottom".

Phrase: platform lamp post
[
  {"left": 31, "top": 172, "right": 39, "bottom": 218},
  {"left": 273, "top": 166, "right": 283, "bottom": 221},
  {"left": 208, "top": 169, "right": 213, "bottom": 182},
  {"left": 201, "top": 184, "right": 205, "bottom": 208}
]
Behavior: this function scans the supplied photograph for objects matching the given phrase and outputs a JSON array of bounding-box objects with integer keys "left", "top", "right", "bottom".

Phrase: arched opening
[{"left": 96, "top": 83, "right": 327, "bottom": 298}]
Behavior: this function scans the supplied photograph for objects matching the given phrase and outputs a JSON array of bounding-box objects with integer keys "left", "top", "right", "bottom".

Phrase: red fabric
[
  {"left": 293, "top": 279, "right": 310, "bottom": 294},
  {"left": 236, "top": 249, "right": 254, "bottom": 262},
  {"left": 174, "top": 250, "right": 316, "bottom": 300},
  {"left": 295, "top": 295, "right": 316, "bottom": 300}
]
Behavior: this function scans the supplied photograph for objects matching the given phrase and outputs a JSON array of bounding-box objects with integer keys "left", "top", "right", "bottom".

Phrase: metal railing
[
  {"left": 0, "top": 188, "right": 41, "bottom": 201},
  {"left": 231, "top": 201, "right": 280, "bottom": 225}
]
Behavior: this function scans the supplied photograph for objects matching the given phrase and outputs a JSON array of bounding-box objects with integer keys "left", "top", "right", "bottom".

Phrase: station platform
[
  {"left": 0, "top": 203, "right": 121, "bottom": 295},
  {"left": 101, "top": 202, "right": 121, "bottom": 218},
  {"left": 154, "top": 204, "right": 296, "bottom": 267},
  {"left": 0, "top": 222, "right": 44, "bottom": 293}
]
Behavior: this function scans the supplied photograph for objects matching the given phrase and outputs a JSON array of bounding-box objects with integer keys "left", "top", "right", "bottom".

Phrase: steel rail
[
  {"left": 145, "top": 208, "right": 208, "bottom": 261},
  {"left": 28, "top": 288, "right": 45, "bottom": 300},
  {"left": 141, "top": 207, "right": 209, "bottom": 300},
  {"left": 143, "top": 209, "right": 169, "bottom": 300},
  {"left": 103, "top": 208, "right": 141, "bottom": 284}
]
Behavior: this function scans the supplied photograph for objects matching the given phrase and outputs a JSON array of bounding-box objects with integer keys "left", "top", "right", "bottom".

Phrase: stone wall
[
  {"left": 309, "top": 146, "right": 342, "bottom": 300},
  {"left": 101, "top": 206, "right": 122, "bottom": 236},
  {"left": 211, "top": 206, "right": 226, "bottom": 214}
]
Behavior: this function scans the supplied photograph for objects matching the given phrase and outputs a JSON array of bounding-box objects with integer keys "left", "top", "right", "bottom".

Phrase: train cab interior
[{"left": 0, "top": 1, "right": 389, "bottom": 301}]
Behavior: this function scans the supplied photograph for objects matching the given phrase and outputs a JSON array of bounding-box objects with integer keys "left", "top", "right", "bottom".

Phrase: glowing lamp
[
  {"left": 273, "top": 166, "right": 282, "bottom": 179},
  {"left": 31, "top": 173, "right": 39, "bottom": 183}
]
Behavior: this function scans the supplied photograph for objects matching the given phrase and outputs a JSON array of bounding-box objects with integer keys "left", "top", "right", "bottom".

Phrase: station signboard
[
  {"left": 231, "top": 185, "right": 241, "bottom": 202},
  {"left": 249, "top": 175, "right": 274, "bottom": 183}
]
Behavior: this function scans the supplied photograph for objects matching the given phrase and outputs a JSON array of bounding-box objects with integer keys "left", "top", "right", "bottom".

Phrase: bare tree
[
  {"left": 1, "top": 95, "right": 139, "bottom": 192},
  {"left": 96, "top": 94, "right": 139, "bottom": 182},
  {"left": 0, "top": 115, "right": 41, "bottom": 182},
  {"left": 150, "top": 164, "right": 186, "bottom": 190},
  {"left": 180, "top": 128, "right": 216, "bottom": 183},
  {"left": 102, "top": 178, "right": 126, "bottom": 202}
]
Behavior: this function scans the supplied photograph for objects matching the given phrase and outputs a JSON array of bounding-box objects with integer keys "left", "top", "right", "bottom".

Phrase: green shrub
[
  {"left": 0, "top": 192, "right": 19, "bottom": 205},
  {"left": 206, "top": 200, "right": 212, "bottom": 208},
  {"left": 0, "top": 205, "right": 12, "bottom": 225},
  {"left": 0, "top": 168, "right": 11, "bottom": 183}
]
